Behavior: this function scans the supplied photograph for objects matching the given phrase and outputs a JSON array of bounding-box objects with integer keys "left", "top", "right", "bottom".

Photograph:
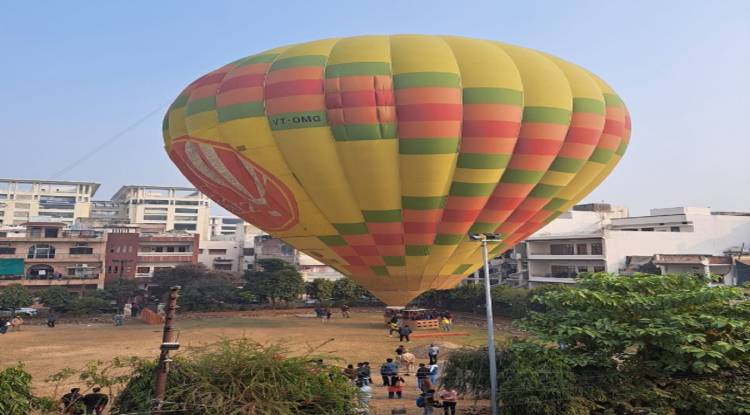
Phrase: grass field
[{"left": 2, "top": 308, "right": 497, "bottom": 414}]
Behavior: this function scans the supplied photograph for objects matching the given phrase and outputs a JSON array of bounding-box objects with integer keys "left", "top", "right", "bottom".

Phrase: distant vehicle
[
  {"left": 0, "top": 307, "right": 38, "bottom": 317},
  {"left": 304, "top": 299, "right": 320, "bottom": 305}
]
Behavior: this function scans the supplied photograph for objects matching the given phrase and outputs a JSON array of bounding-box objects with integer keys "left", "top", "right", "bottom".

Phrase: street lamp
[{"left": 468, "top": 232, "right": 502, "bottom": 415}]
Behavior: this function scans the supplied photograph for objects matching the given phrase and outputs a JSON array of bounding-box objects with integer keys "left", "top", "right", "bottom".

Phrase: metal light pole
[{"left": 471, "top": 233, "right": 500, "bottom": 415}]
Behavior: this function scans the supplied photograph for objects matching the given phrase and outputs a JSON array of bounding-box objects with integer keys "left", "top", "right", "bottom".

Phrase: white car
[{"left": 14, "top": 307, "right": 38, "bottom": 317}]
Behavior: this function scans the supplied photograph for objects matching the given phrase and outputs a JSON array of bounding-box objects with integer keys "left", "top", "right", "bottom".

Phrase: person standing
[
  {"left": 10, "top": 315, "right": 23, "bottom": 331},
  {"left": 82, "top": 387, "right": 109, "bottom": 415},
  {"left": 341, "top": 304, "right": 350, "bottom": 318},
  {"left": 326, "top": 308, "right": 333, "bottom": 321},
  {"left": 380, "top": 358, "right": 398, "bottom": 386},
  {"left": 428, "top": 344, "right": 440, "bottom": 364},
  {"left": 398, "top": 324, "right": 412, "bottom": 343},
  {"left": 416, "top": 363, "right": 430, "bottom": 391},
  {"left": 428, "top": 363, "right": 440, "bottom": 386},
  {"left": 356, "top": 379, "right": 372, "bottom": 415},
  {"left": 343, "top": 364, "right": 357, "bottom": 382},
  {"left": 441, "top": 316, "right": 451, "bottom": 332},
  {"left": 388, "top": 374, "right": 406, "bottom": 399},
  {"left": 61, "top": 388, "right": 84, "bottom": 414},
  {"left": 47, "top": 312, "right": 57, "bottom": 328},
  {"left": 438, "top": 388, "right": 458, "bottom": 415},
  {"left": 417, "top": 386, "right": 436, "bottom": 415},
  {"left": 0, "top": 317, "right": 8, "bottom": 334}
]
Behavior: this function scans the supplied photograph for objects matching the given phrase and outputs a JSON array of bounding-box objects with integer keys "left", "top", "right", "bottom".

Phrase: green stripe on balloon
[
  {"left": 185, "top": 96, "right": 216, "bottom": 116},
  {"left": 572, "top": 98, "right": 606, "bottom": 115},
  {"left": 456, "top": 153, "right": 511, "bottom": 169},
  {"left": 362, "top": 210, "right": 402, "bottom": 222},
  {"left": 393, "top": 72, "right": 461, "bottom": 88},
  {"left": 270, "top": 55, "right": 328, "bottom": 71},
  {"left": 500, "top": 169, "right": 546, "bottom": 184},
  {"left": 529, "top": 183, "right": 561, "bottom": 198},
  {"left": 543, "top": 198, "right": 567, "bottom": 211},
  {"left": 616, "top": 141, "right": 628, "bottom": 156},
  {"left": 331, "top": 123, "right": 397, "bottom": 141},
  {"left": 233, "top": 53, "right": 280, "bottom": 66},
  {"left": 399, "top": 138, "right": 459, "bottom": 154},
  {"left": 384, "top": 256, "right": 407, "bottom": 266},
  {"left": 402, "top": 196, "right": 446, "bottom": 210},
  {"left": 589, "top": 148, "right": 615, "bottom": 164},
  {"left": 406, "top": 245, "right": 431, "bottom": 256},
  {"left": 325, "top": 62, "right": 392, "bottom": 78},
  {"left": 170, "top": 93, "right": 190, "bottom": 110},
  {"left": 463, "top": 88, "right": 523, "bottom": 106},
  {"left": 449, "top": 182, "right": 497, "bottom": 197},
  {"left": 371, "top": 266, "right": 389, "bottom": 276},
  {"left": 521, "top": 107, "right": 571, "bottom": 125},
  {"left": 217, "top": 102, "right": 265, "bottom": 122},
  {"left": 332, "top": 222, "right": 369, "bottom": 235},
  {"left": 603, "top": 93, "right": 624, "bottom": 107},
  {"left": 549, "top": 157, "right": 586, "bottom": 173},
  {"left": 453, "top": 264, "right": 472, "bottom": 274},
  {"left": 434, "top": 234, "right": 464, "bottom": 245},
  {"left": 469, "top": 222, "right": 500, "bottom": 233}
]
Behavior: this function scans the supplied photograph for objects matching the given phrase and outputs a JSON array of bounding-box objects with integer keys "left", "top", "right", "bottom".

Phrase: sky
[{"left": 1, "top": 1, "right": 748, "bottom": 216}]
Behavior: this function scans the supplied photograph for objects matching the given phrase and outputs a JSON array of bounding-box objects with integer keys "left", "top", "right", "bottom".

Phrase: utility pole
[
  {"left": 469, "top": 233, "right": 501, "bottom": 415},
  {"left": 152, "top": 286, "right": 180, "bottom": 414}
]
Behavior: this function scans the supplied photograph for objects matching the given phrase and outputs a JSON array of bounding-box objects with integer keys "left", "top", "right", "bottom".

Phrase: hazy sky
[{"left": 2, "top": 1, "right": 748, "bottom": 216}]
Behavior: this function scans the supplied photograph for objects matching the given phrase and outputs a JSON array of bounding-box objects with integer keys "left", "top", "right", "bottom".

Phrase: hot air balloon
[{"left": 163, "top": 35, "right": 630, "bottom": 305}]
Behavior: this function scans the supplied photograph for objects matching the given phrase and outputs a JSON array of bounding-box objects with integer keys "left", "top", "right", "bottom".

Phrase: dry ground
[{"left": 2, "top": 308, "right": 495, "bottom": 414}]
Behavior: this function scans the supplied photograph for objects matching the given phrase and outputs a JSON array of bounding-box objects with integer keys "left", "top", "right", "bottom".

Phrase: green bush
[
  {"left": 0, "top": 364, "right": 54, "bottom": 415},
  {"left": 114, "top": 338, "right": 358, "bottom": 415}
]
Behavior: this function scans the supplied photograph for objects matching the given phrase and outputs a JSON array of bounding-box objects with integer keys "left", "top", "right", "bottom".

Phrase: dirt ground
[{"left": 2, "top": 308, "right": 494, "bottom": 414}]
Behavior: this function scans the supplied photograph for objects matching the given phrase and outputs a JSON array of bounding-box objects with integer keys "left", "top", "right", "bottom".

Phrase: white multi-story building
[
  {"left": 108, "top": 186, "right": 210, "bottom": 238},
  {"left": 209, "top": 216, "right": 245, "bottom": 238},
  {"left": 0, "top": 179, "right": 100, "bottom": 226},
  {"left": 525, "top": 206, "right": 750, "bottom": 286}
]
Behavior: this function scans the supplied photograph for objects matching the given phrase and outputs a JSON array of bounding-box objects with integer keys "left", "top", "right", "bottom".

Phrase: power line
[{"left": 48, "top": 101, "right": 170, "bottom": 180}]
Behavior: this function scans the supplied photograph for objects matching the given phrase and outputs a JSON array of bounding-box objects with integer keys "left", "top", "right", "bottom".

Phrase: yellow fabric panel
[
  {"left": 327, "top": 35, "right": 391, "bottom": 64},
  {"left": 336, "top": 141, "right": 401, "bottom": 210},
  {"left": 399, "top": 154, "right": 458, "bottom": 196},
  {"left": 441, "top": 36, "right": 523, "bottom": 90},
  {"left": 545, "top": 54, "right": 605, "bottom": 101},
  {"left": 539, "top": 170, "right": 576, "bottom": 186},
  {"left": 166, "top": 107, "right": 188, "bottom": 142},
  {"left": 186, "top": 114, "right": 220, "bottom": 140},
  {"left": 559, "top": 153, "right": 623, "bottom": 213},
  {"left": 451, "top": 168, "right": 505, "bottom": 183},
  {"left": 277, "top": 38, "right": 339, "bottom": 57},
  {"left": 390, "top": 35, "right": 461, "bottom": 74},
  {"left": 273, "top": 127, "right": 363, "bottom": 223},
  {"left": 494, "top": 42, "right": 572, "bottom": 109},
  {"left": 553, "top": 162, "right": 607, "bottom": 200}
]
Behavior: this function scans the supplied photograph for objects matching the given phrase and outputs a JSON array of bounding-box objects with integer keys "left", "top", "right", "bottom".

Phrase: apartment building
[
  {"left": 525, "top": 206, "right": 750, "bottom": 286},
  {"left": 108, "top": 185, "right": 210, "bottom": 237},
  {"left": 0, "top": 179, "right": 100, "bottom": 226},
  {"left": 209, "top": 216, "right": 245, "bottom": 238},
  {"left": 104, "top": 226, "right": 199, "bottom": 286},
  {"left": 0, "top": 221, "right": 106, "bottom": 291}
]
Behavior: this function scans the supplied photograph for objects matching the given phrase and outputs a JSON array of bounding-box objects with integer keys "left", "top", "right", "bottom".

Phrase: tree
[
  {"left": 151, "top": 264, "right": 241, "bottom": 311},
  {"left": 103, "top": 278, "right": 142, "bottom": 312},
  {"left": 38, "top": 286, "right": 75, "bottom": 313},
  {"left": 331, "top": 278, "right": 366, "bottom": 304},
  {"left": 0, "top": 284, "right": 33, "bottom": 312},
  {"left": 520, "top": 273, "right": 750, "bottom": 414},
  {"left": 0, "top": 364, "right": 54, "bottom": 415},
  {"left": 244, "top": 259, "right": 304, "bottom": 306},
  {"left": 306, "top": 278, "right": 334, "bottom": 302}
]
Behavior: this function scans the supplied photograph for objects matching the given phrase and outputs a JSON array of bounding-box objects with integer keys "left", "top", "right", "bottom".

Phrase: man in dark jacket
[
  {"left": 398, "top": 324, "right": 412, "bottom": 342},
  {"left": 82, "top": 387, "right": 109, "bottom": 415},
  {"left": 61, "top": 388, "right": 84, "bottom": 414},
  {"left": 416, "top": 363, "right": 431, "bottom": 392}
]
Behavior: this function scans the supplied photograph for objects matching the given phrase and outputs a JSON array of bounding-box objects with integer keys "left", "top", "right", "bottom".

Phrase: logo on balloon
[{"left": 168, "top": 137, "right": 299, "bottom": 232}]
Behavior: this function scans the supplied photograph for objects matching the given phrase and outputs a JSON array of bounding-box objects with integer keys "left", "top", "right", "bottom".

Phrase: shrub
[{"left": 0, "top": 364, "right": 54, "bottom": 415}]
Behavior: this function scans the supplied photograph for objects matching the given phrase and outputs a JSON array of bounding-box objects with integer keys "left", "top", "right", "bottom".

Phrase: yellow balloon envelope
[{"left": 163, "top": 35, "right": 631, "bottom": 305}]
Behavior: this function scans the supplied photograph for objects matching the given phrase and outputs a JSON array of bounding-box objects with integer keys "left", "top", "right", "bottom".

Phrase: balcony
[
  {"left": 138, "top": 251, "right": 193, "bottom": 256},
  {"left": 25, "top": 253, "right": 103, "bottom": 262},
  {"left": 527, "top": 254, "right": 605, "bottom": 260},
  {"left": 528, "top": 275, "right": 578, "bottom": 284},
  {"left": 0, "top": 274, "right": 102, "bottom": 287}
]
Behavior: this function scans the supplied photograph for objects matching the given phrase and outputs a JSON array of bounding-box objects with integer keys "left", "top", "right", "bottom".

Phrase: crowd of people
[
  {"left": 314, "top": 304, "right": 351, "bottom": 322},
  {"left": 0, "top": 315, "right": 24, "bottom": 333},
  {"left": 343, "top": 343, "right": 458, "bottom": 415}
]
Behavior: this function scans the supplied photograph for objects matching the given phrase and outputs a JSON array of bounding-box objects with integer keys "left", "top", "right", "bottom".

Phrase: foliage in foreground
[
  {"left": 0, "top": 364, "right": 53, "bottom": 415},
  {"left": 413, "top": 283, "right": 560, "bottom": 318},
  {"left": 114, "top": 338, "right": 357, "bottom": 415},
  {"left": 442, "top": 273, "right": 750, "bottom": 414}
]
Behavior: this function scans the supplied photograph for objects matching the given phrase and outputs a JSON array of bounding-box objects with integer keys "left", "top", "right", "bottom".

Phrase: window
[
  {"left": 213, "top": 263, "right": 233, "bottom": 270},
  {"left": 550, "top": 244, "right": 574, "bottom": 255},
  {"left": 136, "top": 266, "right": 150, "bottom": 274},
  {"left": 144, "top": 199, "right": 170, "bottom": 205},
  {"left": 39, "top": 195, "right": 76, "bottom": 209},
  {"left": 143, "top": 215, "right": 168, "bottom": 221},
  {"left": 174, "top": 216, "right": 197, "bottom": 221},
  {"left": 576, "top": 244, "right": 588, "bottom": 255},
  {"left": 576, "top": 266, "right": 589, "bottom": 273},
  {"left": 174, "top": 223, "right": 196, "bottom": 231},
  {"left": 209, "top": 249, "right": 227, "bottom": 255},
  {"left": 591, "top": 243, "right": 603, "bottom": 255},
  {"left": 243, "top": 248, "right": 255, "bottom": 256},
  {"left": 641, "top": 228, "right": 654, "bottom": 232},
  {"left": 175, "top": 208, "right": 198, "bottom": 214},
  {"left": 69, "top": 246, "right": 93, "bottom": 255},
  {"left": 593, "top": 266, "right": 606, "bottom": 272},
  {"left": 166, "top": 246, "right": 175, "bottom": 252},
  {"left": 670, "top": 226, "right": 680, "bottom": 232},
  {"left": 28, "top": 244, "right": 56, "bottom": 259},
  {"left": 175, "top": 201, "right": 199, "bottom": 206},
  {"left": 0, "top": 247, "right": 16, "bottom": 254},
  {"left": 178, "top": 246, "right": 188, "bottom": 252},
  {"left": 144, "top": 207, "right": 168, "bottom": 214},
  {"left": 550, "top": 265, "right": 576, "bottom": 278}
]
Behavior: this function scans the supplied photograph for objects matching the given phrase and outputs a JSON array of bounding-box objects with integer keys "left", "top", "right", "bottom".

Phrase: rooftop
[{"left": 0, "top": 178, "right": 100, "bottom": 196}]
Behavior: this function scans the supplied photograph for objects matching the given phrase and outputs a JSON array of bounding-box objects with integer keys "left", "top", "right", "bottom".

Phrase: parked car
[{"left": 0, "top": 307, "right": 38, "bottom": 317}]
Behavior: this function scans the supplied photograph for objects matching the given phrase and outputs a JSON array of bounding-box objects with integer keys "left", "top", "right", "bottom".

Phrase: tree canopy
[
  {"left": 244, "top": 259, "right": 304, "bottom": 306},
  {"left": 306, "top": 278, "right": 334, "bottom": 302},
  {"left": 0, "top": 284, "right": 33, "bottom": 311},
  {"left": 152, "top": 264, "right": 240, "bottom": 311}
]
